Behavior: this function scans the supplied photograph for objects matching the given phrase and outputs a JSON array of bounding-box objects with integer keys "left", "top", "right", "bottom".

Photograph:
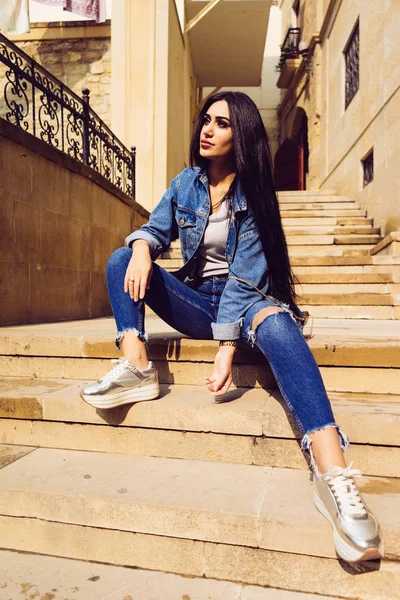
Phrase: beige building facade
[
  {"left": 276, "top": 0, "right": 400, "bottom": 235},
  {"left": 6, "top": 1, "right": 275, "bottom": 213}
]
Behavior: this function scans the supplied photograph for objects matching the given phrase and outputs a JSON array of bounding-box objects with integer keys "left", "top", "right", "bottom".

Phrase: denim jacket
[{"left": 126, "top": 166, "right": 293, "bottom": 340}]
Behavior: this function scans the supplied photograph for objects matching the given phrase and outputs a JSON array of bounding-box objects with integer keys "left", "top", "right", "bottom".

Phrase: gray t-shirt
[{"left": 196, "top": 200, "right": 230, "bottom": 278}]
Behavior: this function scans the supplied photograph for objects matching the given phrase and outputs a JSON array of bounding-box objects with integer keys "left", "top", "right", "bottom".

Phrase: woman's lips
[{"left": 201, "top": 140, "right": 214, "bottom": 148}]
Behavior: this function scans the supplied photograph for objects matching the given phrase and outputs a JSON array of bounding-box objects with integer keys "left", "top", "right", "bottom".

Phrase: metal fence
[
  {"left": 0, "top": 32, "right": 136, "bottom": 199},
  {"left": 276, "top": 27, "right": 301, "bottom": 72}
]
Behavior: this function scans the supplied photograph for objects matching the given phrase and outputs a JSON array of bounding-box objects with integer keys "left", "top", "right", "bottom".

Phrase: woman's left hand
[{"left": 205, "top": 346, "right": 235, "bottom": 397}]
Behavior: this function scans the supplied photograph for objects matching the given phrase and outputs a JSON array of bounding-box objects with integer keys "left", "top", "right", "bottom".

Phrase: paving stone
[
  {"left": 0, "top": 444, "right": 35, "bottom": 469},
  {"left": 0, "top": 549, "right": 344, "bottom": 600}
]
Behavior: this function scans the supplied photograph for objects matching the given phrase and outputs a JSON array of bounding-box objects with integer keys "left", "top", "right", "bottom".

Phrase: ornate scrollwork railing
[{"left": 0, "top": 32, "right": 136, "bottom": 199}]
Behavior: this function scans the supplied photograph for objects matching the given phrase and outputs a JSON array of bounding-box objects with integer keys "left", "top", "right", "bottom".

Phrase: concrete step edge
[
  {"left": 2, "top": 515, "right": 399, "bottom": 598},
  {"left": 0, "top": 548, "right": 344, "bottom": 600},
  {"left": 0, "top": 448, "right": 398, "bottom": 563},
  {"left": 1, "top": 380, "right": 399, "bottom": 448},
  {"left": 1, "top": 321, "right": 400, "bottom": 365}
]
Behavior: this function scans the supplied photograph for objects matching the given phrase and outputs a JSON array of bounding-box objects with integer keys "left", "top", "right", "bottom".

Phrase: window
[
  {"left": 362, "top": 150, "right": 374, "bottom": 187},
  {"left": 344, "top": 21, "right": 360, "bottom": 109}
]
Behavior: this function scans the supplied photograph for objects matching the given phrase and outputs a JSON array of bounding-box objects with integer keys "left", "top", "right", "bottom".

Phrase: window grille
[
  {"left": 362, "top": 151, "right": 374, "bottom": 187},
  {"left": 345, "top": 21, "right": 359, "bottom": 109}
]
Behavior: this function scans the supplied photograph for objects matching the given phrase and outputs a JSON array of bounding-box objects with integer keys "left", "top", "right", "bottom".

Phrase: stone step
[
  {"left": 291, "top": 256, "right": 400, "bottom": 266},
  {"left": 1, "top": 381, "right": 399, "bottom": 477},
  {"left": 0, "top": 548, "right": 344, "bottom": 600},
  {"left": 300, "top": 305, "right": 400, "bottom": 320},
  {"left": 280, "top": 210, "right": 367, "bottom": 218},
  {"left": 278, "top": 189, "right": 337, "bottom": 196},
  {"left": 284, "top": 226, "right": 380, "bottom": 235},
  {"left": 297, "top": 283, "right": 400, "bottom": 294},
  {"left": 293, "top": 265, "right": 400, "bottom": 279},
  {"left": 1, "top": 317, "right": 400, "bottom": 393},
  {"left": 296, "top": 273, "right": 395, "bottom": 284},
  {"left": 282, "top": 217, "right": 374, "bottom": 226},
  {"left": 159, "top": 255, "right": 400, "bottom": 268},
  {"left": 278, "top": 195, "right": 354, "bottom": 204},
  {"left": 162, "top": 245, "right": 376, "bottom": 259},
  {"left": 334, "top": 234, "right": 381, "bottom": 245},
  {"left": 288, "top": 246, "right": 375, "bottom": 256},
  {"left": 278, "top": 202, "right": 360, "bottom": 211},
  {"left": 0, "top": 448, "right": 399, "bottom": 599},
  {"left": 297, "top": 293, "right": 400, "bottom": 306},
  {"left": 157, "top": 258, "right": 400, "bottom": 278},
  {"left": 4, "top": 514, "right": 397, "bottom": 600},
  {"left": 2, "top": 353, "right": 400, "bottom": 392}
]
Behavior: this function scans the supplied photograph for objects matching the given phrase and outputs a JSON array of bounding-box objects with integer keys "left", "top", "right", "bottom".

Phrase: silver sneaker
[
  {"left": 80, "top": 357, "right": 159, "bottom": 409},
  {"left": 314, "top": 463, "right": 384, "bottom": 562}
]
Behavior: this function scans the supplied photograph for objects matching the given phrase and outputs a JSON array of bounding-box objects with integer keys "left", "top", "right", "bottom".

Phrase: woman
[{"left": 81, "top": 91, "right": 383, "bottom": 564}]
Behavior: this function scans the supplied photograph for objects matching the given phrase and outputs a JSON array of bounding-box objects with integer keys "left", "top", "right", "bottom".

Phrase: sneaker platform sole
[
  {"left": 80, "top": 383, "right": 160, "bottom": 409},
  {"left": 314, "top": 491, "right": 384, "bottom": 562}
]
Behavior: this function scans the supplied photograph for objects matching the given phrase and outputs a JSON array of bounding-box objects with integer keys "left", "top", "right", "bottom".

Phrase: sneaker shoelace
[
  {"left": 98, "top": 357, "right": 130, "bottom": 383},
  {"left": 323, "top": 463, "right": 367, "bottom": 518}
]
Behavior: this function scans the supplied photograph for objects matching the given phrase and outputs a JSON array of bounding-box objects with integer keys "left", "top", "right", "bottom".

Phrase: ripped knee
[{"left": 251, "top": 307, "right": 283, "bottom": 330}]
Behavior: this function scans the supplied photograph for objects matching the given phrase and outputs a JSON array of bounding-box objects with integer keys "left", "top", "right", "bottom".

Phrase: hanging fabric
[
  {"left": 64, "top": 0, "right": 106, "bottom": 23},
  {"left": 0, "top": 0, "right": 30, "bottom": 34},
  {"left": 34, "top": 0, "right": 106, "bottom": 23}
]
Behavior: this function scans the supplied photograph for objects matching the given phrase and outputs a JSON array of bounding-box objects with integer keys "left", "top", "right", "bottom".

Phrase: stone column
[{"left": 111, "top": 0, "right": 169, "bottom": 212}]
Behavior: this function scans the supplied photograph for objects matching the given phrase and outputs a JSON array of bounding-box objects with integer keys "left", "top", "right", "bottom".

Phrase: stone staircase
[
  {"left": 158, "top": 190, "right": 400, "bottom": 320},
  {"left": 1, "top": 190, "right": 400, "bottom": 599}
]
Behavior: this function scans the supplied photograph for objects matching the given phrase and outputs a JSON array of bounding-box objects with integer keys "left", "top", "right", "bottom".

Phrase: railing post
[
  {"left": 82, "top": 87, "right": 90, "bottom": 165},
  {"left": 131, "top": 146, "right": 136, "bottom": 200}
]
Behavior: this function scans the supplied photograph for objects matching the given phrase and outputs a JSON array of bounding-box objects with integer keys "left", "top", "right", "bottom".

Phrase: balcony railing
[
  {"left": 0, "top": 32, "right": 136, "bottom": 199},
  {"left": 276, "top": 27, "right": 301, "bottom": 72}
]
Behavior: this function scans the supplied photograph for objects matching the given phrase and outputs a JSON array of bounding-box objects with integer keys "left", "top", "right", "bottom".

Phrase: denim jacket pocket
[
  {"left": 176, "top": 208, "right": 198, "bottom": 253},
  {"left": 176, "top": 208, "right": 197, "bottom": 228}
]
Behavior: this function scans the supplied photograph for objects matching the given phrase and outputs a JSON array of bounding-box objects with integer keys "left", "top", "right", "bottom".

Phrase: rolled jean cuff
[
  {"left": 211, "top": 318, "right": 244, "bottom": 340},
  {"left": 115, "top": 328, "right": 148, "bottom": 350}
]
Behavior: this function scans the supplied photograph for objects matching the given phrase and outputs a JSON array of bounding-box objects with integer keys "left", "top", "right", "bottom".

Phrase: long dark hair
[{"left": 189, "top": 91, "right": 297, "bottom": 305}]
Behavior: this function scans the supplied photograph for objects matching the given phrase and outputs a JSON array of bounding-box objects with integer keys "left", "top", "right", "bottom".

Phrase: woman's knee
[
  {"left": 251, "top": 307, "right": 283, "bottom": 330},
  {"left": 106, "top": 247, "right": 132, "bottom": 278}
]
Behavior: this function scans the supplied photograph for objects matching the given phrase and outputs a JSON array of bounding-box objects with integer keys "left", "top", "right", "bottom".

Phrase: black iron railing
[
  {"left": 0, "top": 32, "right": 136, "bottom": 199},
  {"left": 276, "top": 27, "right": 301, "bottom": 72}
]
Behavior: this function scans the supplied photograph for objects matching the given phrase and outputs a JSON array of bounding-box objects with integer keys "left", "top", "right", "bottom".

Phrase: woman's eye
[{"left": 218, "top": 121, "right": 228, "bottom": 128}]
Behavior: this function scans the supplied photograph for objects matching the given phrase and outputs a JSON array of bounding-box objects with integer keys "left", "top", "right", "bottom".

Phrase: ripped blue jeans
[{"left": 107, "top": 247, "right": 349, "bottom": 462}]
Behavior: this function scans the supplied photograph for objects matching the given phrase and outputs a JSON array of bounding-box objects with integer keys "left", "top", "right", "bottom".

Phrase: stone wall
[
  {"left": 14, "top": 36, "right": 112, "bottom": 127},
  {"left": 0, "top": 118, "right": 149, "bottom": 326}
]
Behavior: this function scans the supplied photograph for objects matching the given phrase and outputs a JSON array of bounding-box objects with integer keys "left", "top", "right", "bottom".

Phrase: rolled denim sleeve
[
  {"left": 211, "top": 213, "right": 270, "bottom": 340},
  {"left": 125, "top": 176, "right": 179, "bottom": 259}
]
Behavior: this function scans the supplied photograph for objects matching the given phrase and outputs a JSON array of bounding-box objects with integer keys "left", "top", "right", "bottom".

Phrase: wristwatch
[{"left": 219, "top": 340, "right": 239, "bottom": 349}]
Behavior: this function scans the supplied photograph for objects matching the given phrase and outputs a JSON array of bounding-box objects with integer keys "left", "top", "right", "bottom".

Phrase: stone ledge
[
  {"left": 0, "top": 549, "right": 343, "bottom": 600},
  {"left": 2, "top": 516, "right": 399, "bottom": 598},
  {"left": 0, "top": 448, "right": 399, "bottom": 562},
  {"left": 1, "top": 380, "right": 399, "bottom": 447},
  {"left": 370, "top": 232, "right": 400, "bottom": 257},
  {"left": 0, "top": 118, "right": 149, "bottom": 219}
]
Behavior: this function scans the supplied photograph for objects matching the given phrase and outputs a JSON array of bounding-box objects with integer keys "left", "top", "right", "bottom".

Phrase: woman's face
[{"left": 199, "top": 100, "right": 234, "bottom": 161}]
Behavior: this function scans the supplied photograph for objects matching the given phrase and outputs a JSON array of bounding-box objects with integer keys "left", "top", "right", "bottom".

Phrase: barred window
[
  {"left": 344, "top": 21, "right": 359, "bottom": 109},
  {"left": 362, "top": 151, "right": 374, "bottom": 187}
]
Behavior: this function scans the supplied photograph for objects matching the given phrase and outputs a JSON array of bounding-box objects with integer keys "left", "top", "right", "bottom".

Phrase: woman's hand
[
  {"left": 124, "top": 241, "right": 153, "bottom": 302},
  {"left": 205, "top": 346, "right": 236, "bottom": 397}
]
